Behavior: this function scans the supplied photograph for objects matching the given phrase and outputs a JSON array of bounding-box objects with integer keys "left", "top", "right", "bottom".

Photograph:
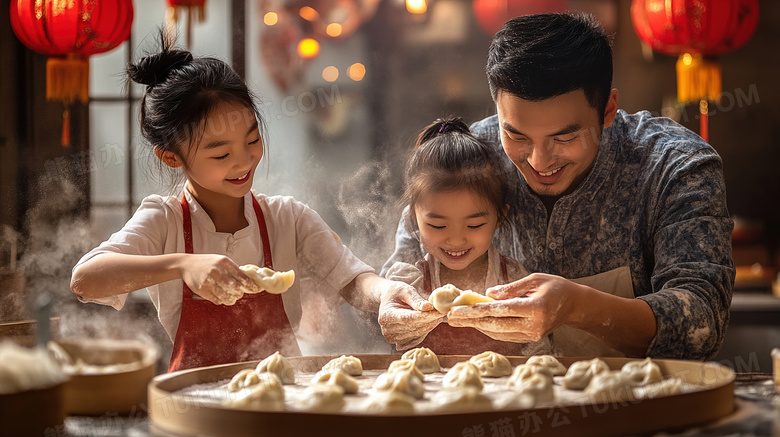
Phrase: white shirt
[{"left": 74, "top": 190, "right": 373, "bottom": 341}]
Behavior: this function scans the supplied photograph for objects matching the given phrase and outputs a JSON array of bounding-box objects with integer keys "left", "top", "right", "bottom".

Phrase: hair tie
[{"left": 438, "top": 122, "right": 449, "bottom": 133}]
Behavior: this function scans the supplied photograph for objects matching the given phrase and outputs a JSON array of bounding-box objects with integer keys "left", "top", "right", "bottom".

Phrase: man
[{"left": 378, "top": 13, "right": 733, "bottom": 360}]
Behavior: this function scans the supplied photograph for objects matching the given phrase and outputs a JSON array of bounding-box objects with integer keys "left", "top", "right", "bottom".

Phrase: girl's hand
[
  {"left": 378, "top": 284, "right": 443, "bottom": 350},
  {"left": 179, "top": 254, "right": 262, "bottom": 305},
  {"left": 446, "top": 273, "right": 582, "bottom": 343}
]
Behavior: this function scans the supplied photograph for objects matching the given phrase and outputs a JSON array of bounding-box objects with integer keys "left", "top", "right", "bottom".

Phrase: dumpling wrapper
[
  {"left": 562, "top": 358, "right": 610, "bottom": 390},
  {"left": 311, "top": 370, "right": 359, "bottom": 394},
  {"left": 525, "top": 355, "right": 567, "bottom": 376},
  {"left": 322, "top": 355, "right": 363, "bottom": 376},
  {"left": 442, "top": 361, "right": 484, "bottom": 391},
  {"left": 401, "top": 347, "right": 440, "bottom": 374},
  {"left": 429, "top": 284, "right": 494, "bottom": 314},
  {"left": 239, "top": 265, "right": 295, "bottom": 295},
  {"left": 621, "top": 357, "right": 663, "bottom": 386},
  {"left": 222, "top": 373, "right": 285, "bottom": 410},
  {"left": 469, "top": 351, "right": 513, "bottom": 377},
  {"left": 374, "top": 368, "right": 425, "bottom": 399},
  {"left": 256, "top": 351, "right": 295, "bottom": 384}
]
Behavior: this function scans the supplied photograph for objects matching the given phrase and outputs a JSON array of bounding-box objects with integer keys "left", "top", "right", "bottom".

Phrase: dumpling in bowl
[
  {"left": 363, "top": 391, "right": 415, "bottom": 415},
  {"left": 525, "top": 355, "right": 566, "bottom": 376},
  {"left": 311, "top": 369, "right": 359, "bottom": 394},
  {"left": 442, "top": 361, "right": 483, "bottom": 391},
  {"left": 621, "top": 357, "right": 663, "bottom": 386},
  {"left": 321, "top": 355, "right": 362, "bottom": 376},
  {"left": 223, "top": 373, "right": 285, "bottom": 410},
  {"left": 296, "top": 384, "right": 345, "bottom": 413},
  {"left": 469, "top": 351, "right": 512, "bottom": 377},
  {"left": 401, "top": 347, "right": 440, "bottom": 373},
  {"left": 562, "top": 358, "right": 609, "bottom": 390},
  {"left": 387, "top": 359, "right": 425, "bottom": 381},
  {"left": 374, "top": 368, "right": 425, "bottom": 399},
  {"left": 255, "top": 351, "right": 295, "bottom": 384}
]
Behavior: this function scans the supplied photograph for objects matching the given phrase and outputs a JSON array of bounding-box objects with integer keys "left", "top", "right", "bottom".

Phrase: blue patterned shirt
[{"left": 382, "top": 110, "right": 734, "bottom": 360}]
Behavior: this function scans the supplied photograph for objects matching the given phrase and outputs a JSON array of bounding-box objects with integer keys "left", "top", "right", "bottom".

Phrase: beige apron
[{"left": 551, "top": 266, "right": 634, "bottom": 358}]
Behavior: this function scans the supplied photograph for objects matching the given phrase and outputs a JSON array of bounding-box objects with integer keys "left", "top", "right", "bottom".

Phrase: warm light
[
  {"left": 322, "top": 66, "right": 339, "bottom": 82},
  {"left": 347, "top": 63, "right": 366, "bottom": 81},
  {"left": 263, "top": 12, "right": 278, "bottom": 26},
  {"left": 326, "top": 23, "right": 343, "bottom": 37},
  {"left": 682, "top": 53, "right": 693, "bottom": 66},
  {"left": 299, "top": 6, "right": 320, "bottom": 21},
  {"left": 406, "top": 0, "right": 427, "bottom": 14},
  {"left": 297, "top": 38, "right": 320, "bottom": 59}
]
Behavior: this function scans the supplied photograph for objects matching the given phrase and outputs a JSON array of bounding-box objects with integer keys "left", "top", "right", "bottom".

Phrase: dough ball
[
  {"left": 562, "top": 358, "right": 610, "bottom": 390},
  {"left": 255, "top": 351, "right": 295, "bottom": 384},
  {"left": 621, "top": 357, "right": 663, "bottom": 386},
  {"left": 525, "top": 355, "right": 566, "bottom": 376},
  {"left": 222, "top": 374, "right": 285, "bottom": 410},
  {"left": 374, "top": 368, "right": 425, "bottom": 399},
  {"left": 442, "top": 361, "right": 484, "bottom": 392},
  {"left": 239, "top": 264, "right": 295, "bottom": 294},
  {"left": 387, "top": 359, "right": 425, "bottom": 381},
  {"left": 469, "top": 351, "right": 513, "bottom": 377},
  {"left": 311, "top": 369, "right": 359, "bottom": 394},
  {"left": 401, "top": 347, "right": 440, "bottom": 373},
  {"left": 431, "top": 387, "right": 493, "bottom": 413},
  {"left": 363, "top": 391, "right": 416, "bottom": 415},
  {"left": 296, "top": 383, "right": 345, "bottom": 413},
  {"left": 322, "top": 355, "right": 363, "bottom": 376},
  {"left": 585, "top": 370, "right": 635, "bottom": 403}
]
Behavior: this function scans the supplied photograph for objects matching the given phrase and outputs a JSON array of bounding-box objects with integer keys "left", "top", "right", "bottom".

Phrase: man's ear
[
  {"left": 154, "top": 147, "right": 183, "bottom": 168},
  {"left": 602, "top": 88, "right": 619, "bottom": 129}
]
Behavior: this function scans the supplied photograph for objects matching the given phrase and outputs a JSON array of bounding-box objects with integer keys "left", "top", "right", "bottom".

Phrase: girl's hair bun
[
  {"left": 415, "top": 117, "right": 471, "bottom": 148},
  {"left": 127, "top": 49, "right": 193, "bottom": 87}
]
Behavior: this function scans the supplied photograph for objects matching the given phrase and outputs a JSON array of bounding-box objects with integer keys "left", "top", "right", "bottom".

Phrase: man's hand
[
  {"left": 378, "top": 283, "right": 443, "bottom": 350},
  {"left": 447, "top": 273, "right": 583, "bottom": 343}
]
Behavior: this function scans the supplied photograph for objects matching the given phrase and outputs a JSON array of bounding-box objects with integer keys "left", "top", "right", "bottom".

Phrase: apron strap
[
  {"left": 251, "top": 196, "right": 273, "bottom": 269},
  {"left": 415, "top": 259, "right": 432, "bottom": 294},
  {"left": 180, "top": 194, "right": 193, "bottom": 254}
]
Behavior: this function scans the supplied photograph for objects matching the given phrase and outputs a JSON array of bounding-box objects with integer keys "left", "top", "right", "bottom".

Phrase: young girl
[
  {"left": 384, "top": 118, "right": 550, "bottom": 356},
  {"left": 70, "top": 34, "right": 404, "bottom": 372}
]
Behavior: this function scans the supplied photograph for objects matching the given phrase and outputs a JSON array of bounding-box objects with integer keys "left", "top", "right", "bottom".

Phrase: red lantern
[
  {"left": 631, "top": 0, "right": 759, "bottom": 142},
  {"left": 166, "top": 0, "right": 207, "bottom": 48},
  {"left": 472, "top": 0, "right": 567, "bottom": 36},
  {"left": 10, "top": 0, "right": 134, "bottom": 147}
]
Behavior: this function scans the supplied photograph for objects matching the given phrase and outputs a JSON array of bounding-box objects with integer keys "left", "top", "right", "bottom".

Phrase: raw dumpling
[
  {"left": 505, "top": 372, "right": 555, "bottom": 406},
  {"left": 374, "top": 368, "right": 425, "bottom": 399},
  {"left": 507, "top": 363, "right": 554, "bottom": 387},
  {"left": 621, "top": 357, "right": 663, "bottom": 386},
  {"left": 222, "top": 373, "right": 285, "bottom": 410},
  {"left": 429, "top": 284, "right": 494, "bottom": 314},
  {"left": 431, "top": 387, "right": 492, "bottom": 413},
  {"left": 562, "top": 358, "right": 610, "bottom": 390},
  {"left": 469, "top": 351, "right": 512, "bottom": 377},
  {"left": 296, "top": 383, "right": 345, "bottom": 413},
  {"left": 442, "top": 362, "right": 484, "bottom": 391},
  {"left": 255, "top": 351, "right": 295, "bottom": 384},
  {"left": 525, "top": 355, "right": 566, "bottom": 376},
  {"left": 311, "top": 369, "right": 359, "bottom": 394},
  {"left": 387, "top": 359, "right": 425, "bottom": 381},
  {"left": 239, "top": 264, "right": 295, "bottom": 294},
  {"left": 227, "top": 369, "right": 266, "bottom": 392},
  {"left": 638, "top": 377, "right": 683, "bottom": 398},
  {"left": 401, "top": 347, "right": 440, "bottom": 373},
  {"left": 321, "top": 355, "right": 363, "bottom": 376},
  {"left": 363, "top": 391, "right": 416, "bottom": 415},
  {"left": 585, "top": 370, "right": 635, "bottom": 402}
]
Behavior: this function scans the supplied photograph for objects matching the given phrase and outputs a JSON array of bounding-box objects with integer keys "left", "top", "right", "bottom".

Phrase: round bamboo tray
[{"left": 149, "top": 354, "right": 735, "bottom": 437}]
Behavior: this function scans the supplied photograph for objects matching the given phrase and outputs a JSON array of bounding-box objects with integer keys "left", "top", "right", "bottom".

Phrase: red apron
[
  {"left": 414, "top": 256, "right": 528, "bottom": 356},
  {"left": 167, "top": 194, "right": 300, "bottom": 372}
]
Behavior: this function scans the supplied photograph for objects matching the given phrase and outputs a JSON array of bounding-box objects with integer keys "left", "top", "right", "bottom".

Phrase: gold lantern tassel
[
  {"left": 47, "top": 56, "right": 89, "bottom": 147},
  {"left": 675, "top": 53, "right": 722, "bottom": 103}
]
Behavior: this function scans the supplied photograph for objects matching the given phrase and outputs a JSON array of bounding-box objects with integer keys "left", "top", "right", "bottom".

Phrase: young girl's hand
[
  {"left": 378, "top": 284, "right": 443, "bottom": 350},
  {"left": 179, "top": 254, "right": 262, "bottom": 305}
]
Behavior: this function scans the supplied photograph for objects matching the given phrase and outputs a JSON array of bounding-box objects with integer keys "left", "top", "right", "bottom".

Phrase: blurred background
[{"left": 1, "top": 0, "right": 779, "bottom": 370}]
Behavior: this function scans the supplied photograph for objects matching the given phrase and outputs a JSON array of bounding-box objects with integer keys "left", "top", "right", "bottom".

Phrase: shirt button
[
  {"left": 537, "top": 245, "right": 544, "bottom": 254},
  {"left": 549, "top": 242, "right": 557, "bottom": 250}
]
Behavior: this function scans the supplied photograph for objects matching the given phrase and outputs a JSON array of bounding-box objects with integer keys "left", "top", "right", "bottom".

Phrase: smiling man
[{"left": 379, "top": 13, "right": 734, "bottom": 360}]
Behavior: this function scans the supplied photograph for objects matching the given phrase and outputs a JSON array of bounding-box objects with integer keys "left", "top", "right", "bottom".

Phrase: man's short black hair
[{"left": 486, "top": 13, "right": 613, "bottom": 124}]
